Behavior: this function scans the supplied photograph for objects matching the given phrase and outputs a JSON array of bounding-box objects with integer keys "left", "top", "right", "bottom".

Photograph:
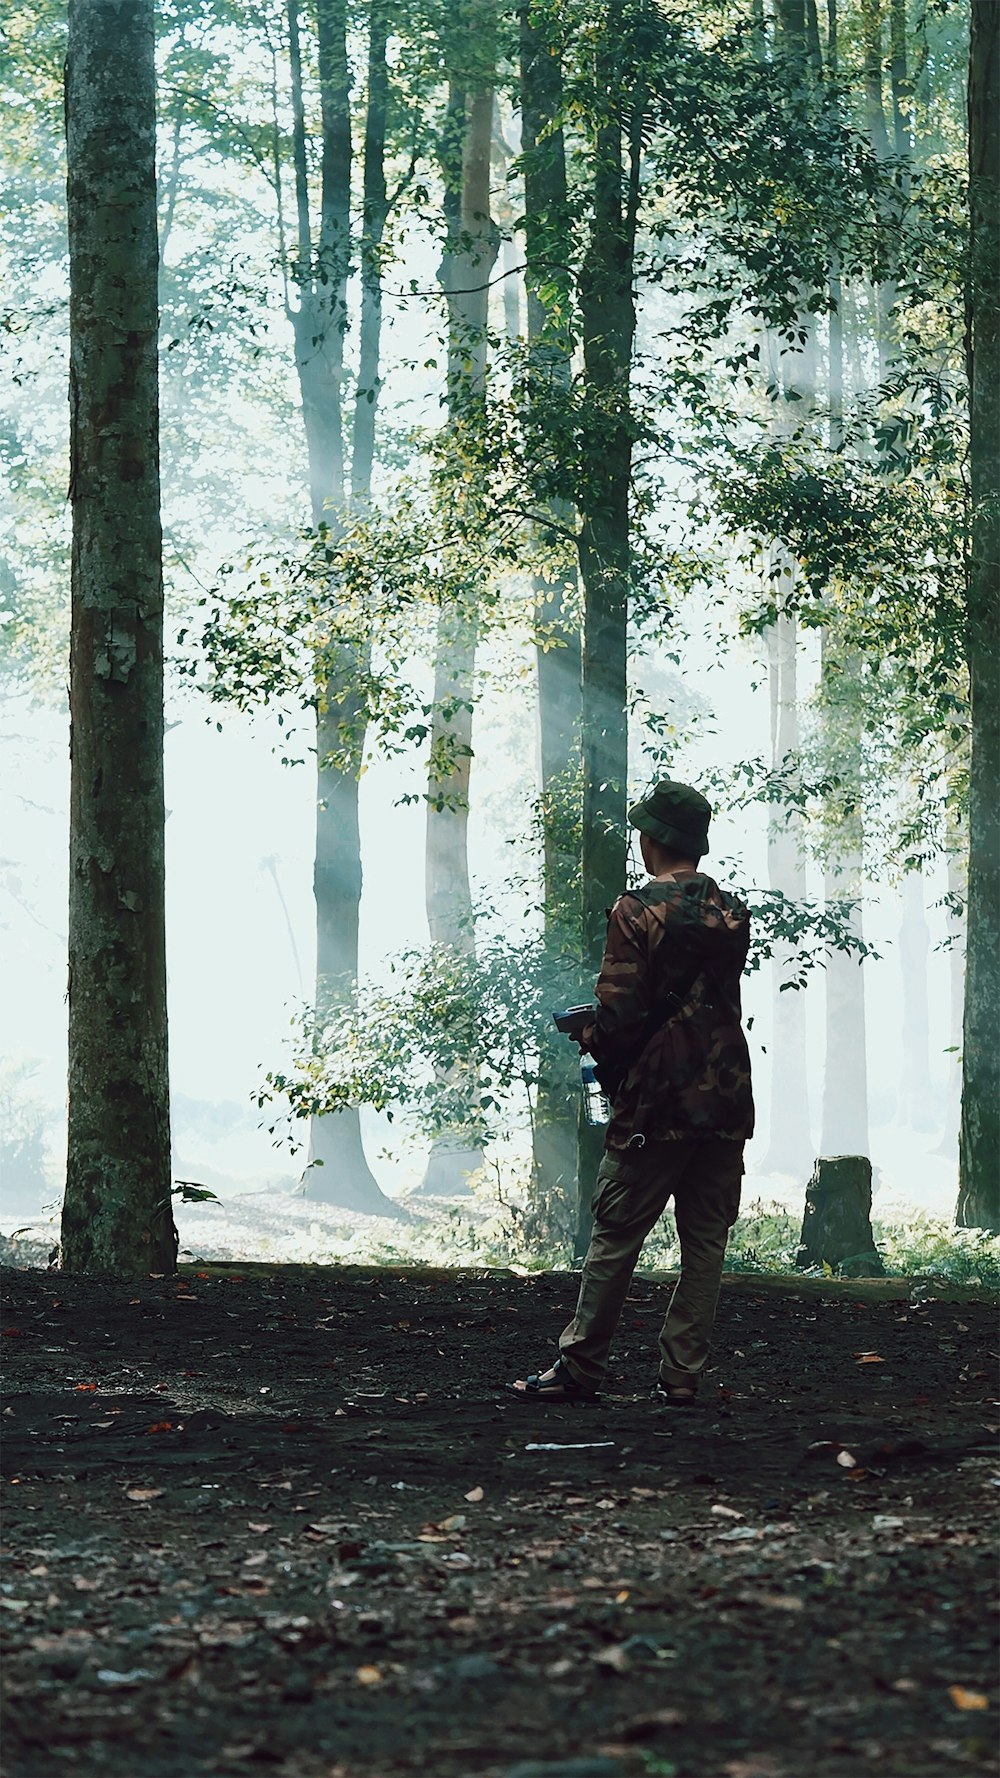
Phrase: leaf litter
[{"left": 0, "top": 1262, "right": 996, "bottom": 1778}]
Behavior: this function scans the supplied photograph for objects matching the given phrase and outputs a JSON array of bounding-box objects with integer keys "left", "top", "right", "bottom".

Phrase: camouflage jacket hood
[{"left": 589, "top": 872, "right": 755, "bottom": 1149}]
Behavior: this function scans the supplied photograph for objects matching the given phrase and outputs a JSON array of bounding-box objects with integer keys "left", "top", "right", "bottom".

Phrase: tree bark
[
  {"left": 352, "top": 0, "right": 389, "bottom": 506},
  {"left": 288, "top": 0, "right": 397, "bottom": 1214},
  {"left": 957, "top": 0, "right": 1000, "bottom": 1231},
  {"left": 420, "top": 7, "right": 499, "bottom": 1196},
  {"left": 819, "top": 656, "right": 869, "bottom": 1158},
  {"left": 861, "top": 0, "right": 890, "bottom": 162},
  {"left": 574, "top": 4, "right": 639, "bottom": 1246},
  {"left": 762, "top": 610, "right": 814, "bottom": 1178},
  {"left": 426, "top": 44, "right": 498, "bottom": 954},
  {"left": 796, "top": 1156, "right": 883, "bottom": 1276},
  {"left": 578, "top": 9, "right": 635, "bottom": 969},
  {"left": 520, "top": 0, "right": 580, "bottom": 1224},
  {"left": 889, "top": 0, "right": 911, "bottom": 162},
  {"left": 897, "top": 872, "right": 935, "bottom": 1133},
  {"left": 933, "top": 844, "right": 964, "bottom": 1158},
  {"left": 61, "top": 0, "right": 175, "bottom": 1275}
]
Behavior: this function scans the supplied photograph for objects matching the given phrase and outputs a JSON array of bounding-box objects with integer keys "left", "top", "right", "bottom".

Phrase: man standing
[{"left": 510, "top": 782, "right": 754, "bottom": 1404}]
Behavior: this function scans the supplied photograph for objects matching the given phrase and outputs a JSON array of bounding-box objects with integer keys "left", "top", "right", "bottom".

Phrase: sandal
[
  {"left": 507, "top": 1357, "right": 598, "bottom": 1402},
  {"left": 656, "top": 1381, "right": 697, "bottom": 1407}
]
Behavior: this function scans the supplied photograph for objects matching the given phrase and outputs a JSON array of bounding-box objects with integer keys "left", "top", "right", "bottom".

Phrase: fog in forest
[{"left": 0, "top": 0, "right": 979, "bottom": 1262}]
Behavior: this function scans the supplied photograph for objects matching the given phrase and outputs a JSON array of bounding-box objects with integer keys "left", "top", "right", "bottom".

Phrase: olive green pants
[{"left": 558, "top": 1138, "right": 743, "bottom": 1391}]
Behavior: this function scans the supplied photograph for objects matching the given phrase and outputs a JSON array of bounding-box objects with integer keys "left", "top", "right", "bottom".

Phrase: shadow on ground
[{"left": 1, "top": 1264, "right": 996, "bottom": 1778}]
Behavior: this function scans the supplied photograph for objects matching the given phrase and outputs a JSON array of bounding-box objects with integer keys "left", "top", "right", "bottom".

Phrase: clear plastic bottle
[{"left": 580, "top": 1057, "right": 612, "bottom": 1126}]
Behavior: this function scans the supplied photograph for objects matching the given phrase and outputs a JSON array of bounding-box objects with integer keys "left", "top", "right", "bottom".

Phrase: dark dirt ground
[{"left": 1, "top": 1262, "right": 997, "bottom": 1778}]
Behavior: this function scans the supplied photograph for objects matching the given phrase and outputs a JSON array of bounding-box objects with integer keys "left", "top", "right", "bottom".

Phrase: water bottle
[{"left": 580, "top": 1057, "right": 611, "bottom": 1126}]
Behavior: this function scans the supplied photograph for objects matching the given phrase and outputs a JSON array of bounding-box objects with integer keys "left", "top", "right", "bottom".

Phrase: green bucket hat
[{"left": 627, "top": 779, "right": 712, "bottom": 860}]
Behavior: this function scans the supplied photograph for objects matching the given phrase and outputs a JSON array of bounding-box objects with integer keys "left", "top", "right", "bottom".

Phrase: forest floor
[{"left": 1, "top": 1263, "right": 997, "bottom": 1778}]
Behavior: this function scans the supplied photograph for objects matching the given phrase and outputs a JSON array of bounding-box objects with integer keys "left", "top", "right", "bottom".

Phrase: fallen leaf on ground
[{"left": 948, "top": 1685, "right": 988, "bottom": 1710}]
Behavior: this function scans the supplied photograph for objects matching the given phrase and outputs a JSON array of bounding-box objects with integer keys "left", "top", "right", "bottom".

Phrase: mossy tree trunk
[{"left": 61, "top": 0, "right": 175, "bottom": 1275}]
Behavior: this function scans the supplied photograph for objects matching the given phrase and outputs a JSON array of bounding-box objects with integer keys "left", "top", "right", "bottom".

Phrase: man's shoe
[{"left": 655, "top": 1380, "right": 697, "bottom": 1407}]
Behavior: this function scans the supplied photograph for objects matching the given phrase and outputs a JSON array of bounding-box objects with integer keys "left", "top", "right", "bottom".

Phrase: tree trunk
[
  {"left": 352, "top": 0, "right": 389, "bottom": 506},
  {"left": 957, "top": 0, "right": 1000, "bottom": 1231},
  {"left": 898, "top": 872, "right": 936, "bottom": 1133},
  {"left": 861, "top": 0, "right": 890, "bottom": 161},
  {"left": 578, "top": 12, "right": 635, "bottom": 970},
  {"left": 762, "top": 610, "right": 814, "bottom": 1177},
  {"left": 420, "top": 9, "right": 499, "bottom": 1196},
  {"left": 520, "top": 0, "right": 580, "bottom": 1224},
  {"left": 933, "top": 844, "right": 964, "bottom": 1158},
  {"left": 288, "top": 0, "right": 397, "bottom": 1214},
  {"left": 492, "top": 107, "right": 523, "bottom": 347},
  {"left": 889, "top": 0, "right": 911, "bottom": 162},
  {"left": 821, "top": 873, "right": 870, "bottom": 1153},
  {"left": 61, "top": 0, "right": 175, "bottom": 1275},
  {"left": 759, "top": 0, "right": 818, "bottom": 1182},
  {"left": 796, "top": 1156, "right": 883, "bottom": 1276},
  {"left": 574, "top": 5, "right": 639, "bottom": 1243},
  {"left": 819, "top": 641, "right": 870, "bottom": 1157},
  {"left": 426, "top": 57, "right": 497, "bottom": 954},
  {"left": 820, "top": 97, "right": 870, "bottom": 1161},
  {"left": 861, "top": 0, "right": 897, "bottom": 367}
]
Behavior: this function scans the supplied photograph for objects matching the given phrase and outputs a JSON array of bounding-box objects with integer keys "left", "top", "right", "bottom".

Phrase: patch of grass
[
  {"left": 873, "top": 1212, "right": 1000, "bottom": 1286},
  {"left": 306, "top": 1197, "right": 1000, "bottom": 1287}
]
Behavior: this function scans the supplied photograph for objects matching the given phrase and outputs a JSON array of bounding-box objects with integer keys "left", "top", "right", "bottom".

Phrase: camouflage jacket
[{"left": 588, "top": 873, "right": 755, "bottom": 1150}]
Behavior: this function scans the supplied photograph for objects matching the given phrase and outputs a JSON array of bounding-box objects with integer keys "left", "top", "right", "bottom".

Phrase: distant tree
[
  {"left": 957, "top": 0, "right": 999, "bottom": 1232},
  {"left": 284, "top": 0, "right": 399, "bottom": 1215},
  {"left": 419, "top": 0, "right": 499, "bottom": 1196},
  {"left": 60, "top": 0, "right": 175, "bottom": 1274}
]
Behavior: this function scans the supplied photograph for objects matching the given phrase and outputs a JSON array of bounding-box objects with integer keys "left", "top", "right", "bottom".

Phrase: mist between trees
[{"left": 1, "top": 0, "right": 997, "bottom": 1270}]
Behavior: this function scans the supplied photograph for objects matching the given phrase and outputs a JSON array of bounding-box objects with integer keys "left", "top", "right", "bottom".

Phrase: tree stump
[{"left": 796, "top": 1155, "right": 884, "bottom": 1277}]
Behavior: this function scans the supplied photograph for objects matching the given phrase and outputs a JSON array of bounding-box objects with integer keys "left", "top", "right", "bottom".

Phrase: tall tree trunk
[
  {"left": 889, "top": 0, "right": 911, "bottom": 163},
  {"left": 578, "top": 15, "right": 635, "bottom": 970},
  {"left": 819, "top": 646, "right": 870, "bottom": 1157},
  {"left": 492, "top": 108, "right": 523, "bottom": 347},
  {"left": 420, "top": 7, "right": 499, "bottom": 1196},
  {"left": 820, "top": 193, "right": 870, "bottom": 1160},
  {"left": 288, "top": 0, "right": 397, "bottom": 1214},
  {"left": 861, "top": 0, "right": 890, "bottom": 160},
  {"left": 574, "top": 4, "right": 640, "bottom": 1251},
  {"left": 957, "top": 0, "right": 1000, "bottom": 1230},
  {"left": 897, "top": 872, "right": 936, "bottom": 1133},
  {"left": 934, "top": 844, "right": 964, "bottom": 1158},
  {"left": 761, "top": 0, "right": 818, "bottom": 1181},
  {"left": 352, "top": 0, "right": 389, "bottom": 505},
  {"left": 820, "top": 862, "right": 869, "bottom": 1153},
  {"left": 762, "top": 609, "right": 814, "bottom": 1177},
  {"left": 861, "top": 0, "right": 897, "bottom": 368},
  {"left": 61, "top": 0, "right": 174, "bottom": 1274},
  {"left": 520, "top": 0, "right": 580, "bottom": 1230}
]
